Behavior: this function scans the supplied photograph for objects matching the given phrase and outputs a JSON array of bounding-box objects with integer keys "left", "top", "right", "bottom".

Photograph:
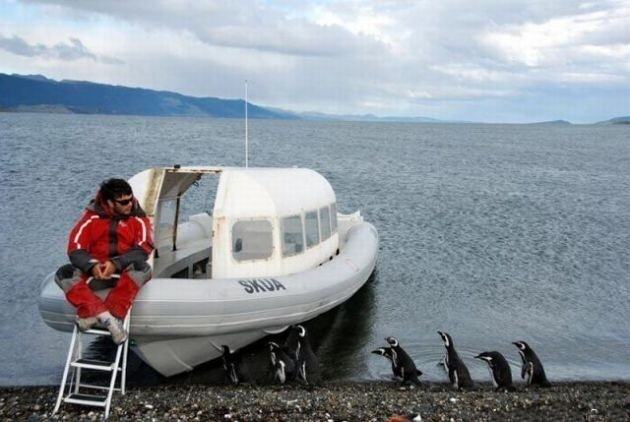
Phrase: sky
[{"left": 0, "top": 0, "right": 629, "bottom": 123}]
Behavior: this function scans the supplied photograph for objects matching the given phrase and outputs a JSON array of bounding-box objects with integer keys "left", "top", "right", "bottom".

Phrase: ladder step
[
  {"left": 71, "top": 358, "right": 117, "bottom": 371},
  {"left": 64, "top": 393, "right": 107, "bottom": 407},
  {"left": 79, "top": 383, "right": 122, "bottom": 392},
  {"left": 83, "top": 328, "right": 111, "bottom": 336}
]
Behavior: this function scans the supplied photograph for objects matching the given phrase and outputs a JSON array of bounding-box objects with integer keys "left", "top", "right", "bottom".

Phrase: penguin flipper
[
  {"left": 521, "top": 361, "right": 531, "bottom": 379},
  {"left": 229, "top": 365, "right": 240, "bottom": 386},
  {"left": 452, "top": 369, "right": 459, "bottom": 389},
  {"left": 298, "top": 361, "right": 307, "bottom": 383}
]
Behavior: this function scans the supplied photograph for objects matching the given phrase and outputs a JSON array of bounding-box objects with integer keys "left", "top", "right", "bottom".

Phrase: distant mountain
[
  {"left": 295, "top": 111, "right": 447, "bottom": 123},
  {"left": 596, "top": 116, "right": 630, "bottom": 125},
  {"left": 524, "top": 120, "right": 573, "bottom": 125},
  {"left": 2, "top": 73, "right": 624, "bottom": 125},
  {"left": 0, "top": 73, "right": 295, "bottom": 119}
]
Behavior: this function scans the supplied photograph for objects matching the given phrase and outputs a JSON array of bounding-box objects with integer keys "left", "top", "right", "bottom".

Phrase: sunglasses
[{"left": 113, "top": 197, "right": 133, "bottom": 206}]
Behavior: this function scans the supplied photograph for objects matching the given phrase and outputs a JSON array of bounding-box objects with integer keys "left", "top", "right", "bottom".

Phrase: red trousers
[{"left": 65, "top": 273, "right": 140, "bottom": 319}]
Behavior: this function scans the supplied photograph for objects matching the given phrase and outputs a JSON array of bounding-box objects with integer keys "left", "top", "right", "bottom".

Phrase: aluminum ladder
[{"left": 53, "top": 310, "right": 131, "bottom": 419}]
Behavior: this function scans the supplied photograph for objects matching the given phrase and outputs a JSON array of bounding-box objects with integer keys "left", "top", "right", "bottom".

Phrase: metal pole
[{"left": 245, "top": 80, "right": 248, "bottom": 168}]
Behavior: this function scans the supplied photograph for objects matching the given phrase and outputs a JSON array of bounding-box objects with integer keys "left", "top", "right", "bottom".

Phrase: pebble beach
[{"left": 2, "top": 381, "right": 629, "bottom": 421}]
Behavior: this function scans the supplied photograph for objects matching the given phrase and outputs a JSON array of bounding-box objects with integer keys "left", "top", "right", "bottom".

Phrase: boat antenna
[{"left": 245, "top": 79, "right": 248, "bottom": 168}]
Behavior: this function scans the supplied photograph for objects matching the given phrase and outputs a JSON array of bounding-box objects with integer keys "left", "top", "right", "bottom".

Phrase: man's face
[{"left": 109, "top": 194, "right": 133, "bottom": 216}]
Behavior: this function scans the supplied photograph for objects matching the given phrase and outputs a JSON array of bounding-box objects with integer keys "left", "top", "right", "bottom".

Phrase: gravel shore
[{"left": 1, "top": 381, "right": 629, "bottom": 421}]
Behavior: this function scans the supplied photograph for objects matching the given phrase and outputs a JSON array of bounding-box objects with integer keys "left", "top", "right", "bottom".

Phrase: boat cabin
[{"left": 128, "top": 166, "right": 339, "bottom": 279}]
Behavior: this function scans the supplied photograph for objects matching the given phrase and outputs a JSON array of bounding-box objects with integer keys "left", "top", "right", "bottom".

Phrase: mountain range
[
  {"left": 0, "top": 73, "right": 628, "bottom": 125},
  {"left": 0, "top": 73, "right": 293, "bottom": 119}
]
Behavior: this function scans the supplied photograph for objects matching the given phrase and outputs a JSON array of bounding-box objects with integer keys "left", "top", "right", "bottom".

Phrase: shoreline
[{"left": 2, "top": 381, "right": 628, "bottom": 421}]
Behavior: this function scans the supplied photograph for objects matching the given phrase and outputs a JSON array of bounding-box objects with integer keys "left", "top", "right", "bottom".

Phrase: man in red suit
[{"left": 55, "top": 179, "right": 154, "bottom": 344}]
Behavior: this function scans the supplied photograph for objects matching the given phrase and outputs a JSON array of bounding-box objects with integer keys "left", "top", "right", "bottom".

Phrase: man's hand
[
  {"left": 100, "top": 260, "right": 117, "bottom": 279},
  {"left": 91, "top": 264, "right": 104, "bottom": 279}
]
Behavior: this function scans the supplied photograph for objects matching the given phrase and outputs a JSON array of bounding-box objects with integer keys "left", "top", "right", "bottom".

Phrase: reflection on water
[
  {"left": 83, "top": 271, "right": 378, "bottom": 386},
  {"left": 315, "top": 271, "right": 377, "bottom": 380}
]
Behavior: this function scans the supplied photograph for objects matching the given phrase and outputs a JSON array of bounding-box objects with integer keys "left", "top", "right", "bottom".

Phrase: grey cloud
[
  {"left": 198, "top": 22, "right": 372, "bottom": 57},
  {"left": 0, "top": 34, "right": 124, "bottom": 64},
  {"left": 21, "top": 0, "right": 385, "bottom": 57},
  {"left": 0, "top": 34, "right": 46, "bottom": 57},
  {"left": 54, "top": 37, "right": 97, "bottom": 61}
]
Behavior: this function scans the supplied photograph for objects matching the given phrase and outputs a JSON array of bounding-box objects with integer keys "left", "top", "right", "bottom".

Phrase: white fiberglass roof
[
  {"left": 214, "top": 167, "right": 336, "bottom": 219},
  {"left": 129, "top": 166, "right": 336, "bottom": 218}
]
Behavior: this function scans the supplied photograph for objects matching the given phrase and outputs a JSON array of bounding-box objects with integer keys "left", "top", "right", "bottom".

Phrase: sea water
[{"left": 1, "top": 113, "right": 629, "bottom": 385}]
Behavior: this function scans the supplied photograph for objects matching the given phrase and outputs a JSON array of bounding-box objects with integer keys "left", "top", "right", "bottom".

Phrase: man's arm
[
  {"left": 67, "top": 212, "right": 99, "bottom": 274},
  {"left": 111, "top": 246, "right": 149, "bottom": 271},
  {"left": 111, "top": 216, "right": 155, "bottom": 271}
]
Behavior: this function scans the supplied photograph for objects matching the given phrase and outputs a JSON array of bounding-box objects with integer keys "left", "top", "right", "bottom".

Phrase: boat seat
[{"left": 153, "top": 239, "right": 212, "bottom": 279}]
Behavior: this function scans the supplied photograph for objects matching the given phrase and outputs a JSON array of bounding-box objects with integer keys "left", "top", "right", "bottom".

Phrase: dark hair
[{"left": 100, "top": 178, "right": 132, "bottom": 201}]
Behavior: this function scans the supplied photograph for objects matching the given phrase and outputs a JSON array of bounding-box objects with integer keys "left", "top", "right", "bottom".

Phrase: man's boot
[
  {"left": 75, "top": 316, "right": 98, "bottom": 332},
  {"left": 102, "top": 317, "right": 128, "bottom": 345}
]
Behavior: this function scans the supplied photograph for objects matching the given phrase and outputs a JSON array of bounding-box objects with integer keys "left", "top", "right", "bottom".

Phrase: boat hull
[{"left": 39, "top": 222, "right": 378, "bottom": 376}]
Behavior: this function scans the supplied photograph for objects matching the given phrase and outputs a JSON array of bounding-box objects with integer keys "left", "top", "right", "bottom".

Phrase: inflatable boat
[{"left": 39, "top": 166, "right": 378, "bottom": 376}]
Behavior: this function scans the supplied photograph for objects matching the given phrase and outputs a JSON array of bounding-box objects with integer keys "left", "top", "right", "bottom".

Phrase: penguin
[
  {"left": 268, "top": 341, "right": 297, "bottom": 384},
  {"left": 512, "top": 341, "right": 551, "bottom": 387},
  {"left": 475, "top": 351, "right": 515, "bottom": 392},
  {"left": 284, "top": 325, "right": 321, "bottom": 384},
  {"left": 437, "top": 331, "right": 474, "bottom": 390},
  {"left": 385, "top": 336, "right": 423, "bottom": 385},
  {"left": 371, "top": 347, "right": 402, "bottom": 380},
  {"left": 221, "top": 345, "right": 240, "bottom": 385}
]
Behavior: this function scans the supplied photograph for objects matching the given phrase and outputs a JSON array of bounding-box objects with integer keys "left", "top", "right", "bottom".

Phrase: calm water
[{"left": 1, "top": 113, "right": 629, "bottom": 386}]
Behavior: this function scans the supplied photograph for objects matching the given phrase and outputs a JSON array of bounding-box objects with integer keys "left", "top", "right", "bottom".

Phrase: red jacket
[{"left": 68, "top": 193, "right": 154, "bottom": 274}]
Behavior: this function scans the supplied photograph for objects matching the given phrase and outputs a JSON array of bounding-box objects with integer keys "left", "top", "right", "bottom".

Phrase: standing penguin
[
  {"left": 437, "top": 331, "right": 474, "bottom": 390},
  {"left": 268, "top": 341, "right": 297, "bottom": 384},
  {"left": 512, "top": 341, "right": 551, "bottom": 387},
  {"left": 385, "top": 336, "right": 423, "bottom": 385},
  {"left": 475, "top": 351, "right": 515, "bottom": 392},
  {"left": 371, "top": 347, "right": 403, "bottom": 380},
  {"left": 284, "top": 325, "right": 321, "bottom": 384},
  {"left": 221, "top": 345, "right": 240, "bottom": 385}
]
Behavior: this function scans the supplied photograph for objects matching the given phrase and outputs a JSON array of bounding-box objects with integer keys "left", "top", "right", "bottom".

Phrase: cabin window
[
  {"left": 319, "top": 206, "right": 331, "bottom": 240},
  {"left": 331, "top": 203, "right": 338, "bottom": 231},
  {"left": 282, "top": 215, "right": 304, "bottom": 257},
  {"left": 232, "top": 220, "right": 273, "bottom": 261},
  {"left": 305, "top": 211, "right": 320, "bottom": 248},
  {"left": 155, "top": 199, "right": 177, "bottom": 252}
]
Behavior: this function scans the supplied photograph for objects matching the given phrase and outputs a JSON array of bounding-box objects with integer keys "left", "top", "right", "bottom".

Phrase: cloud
[
  {"left": 4, "top": 0, "right": 630, "bottom": 122},
  {"left": 0, "top": 34, "right": 124, "bottom": 64},
  {"left": 20, "top": 0, "right": 383, "bottom": 58}
]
